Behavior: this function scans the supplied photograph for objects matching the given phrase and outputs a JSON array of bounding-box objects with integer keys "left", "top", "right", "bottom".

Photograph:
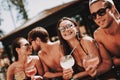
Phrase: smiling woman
[{"left": 56, "top": 17, "right": 117, "bottom": 80}]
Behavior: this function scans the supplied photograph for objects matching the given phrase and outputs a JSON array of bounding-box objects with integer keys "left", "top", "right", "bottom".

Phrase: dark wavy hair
[
  {"left": 57, "top": 17, "right": 83, "bottom": 55},
  {"left": 11, "top": 37, "right": 24, "bottom": 61},
  {"left": 28, "top": 27, "right": 49, "bottom": 43}
]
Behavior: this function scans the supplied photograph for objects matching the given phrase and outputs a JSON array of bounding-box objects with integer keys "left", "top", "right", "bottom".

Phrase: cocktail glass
[
  {"left": 83, "top": 55, "right": 100, "bottom": 68},
  {"left": 25, "top": 65, "right": 37, "bottom": 79},
  {"left": 60, "top": 55, "right": 75, "bottom": 69}
]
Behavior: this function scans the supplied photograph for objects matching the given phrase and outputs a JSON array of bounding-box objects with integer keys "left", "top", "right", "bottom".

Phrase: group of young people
[{"left": 6, "top": 0, "right": 120, "bottom": 80}]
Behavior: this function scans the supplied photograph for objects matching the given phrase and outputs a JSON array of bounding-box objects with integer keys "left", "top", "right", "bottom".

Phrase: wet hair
[
  {"left": 57, "top": 17, "right": 83, "bottom": 55},
  {"left": 11, "top": 37, "right": 24, "bottom": 61},
  {"left": 28, "top": 27, "right": 49, "bottom": 43}
]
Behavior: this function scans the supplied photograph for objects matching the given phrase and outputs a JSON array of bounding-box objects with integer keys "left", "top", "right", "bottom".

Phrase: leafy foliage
[{"left": 10, "top": 0, "right": 28, "bottom": 20}]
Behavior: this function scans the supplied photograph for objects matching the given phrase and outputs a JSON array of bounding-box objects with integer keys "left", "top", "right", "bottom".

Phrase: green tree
[
  {"left": 0, "top": 30, "right": 4, "bottom": 37},
  {"left": 0, "top": 0, "right": 28, "bottom": 24},
  {"left": 9, "top": 0, "right": 28, "bottom": 20}
]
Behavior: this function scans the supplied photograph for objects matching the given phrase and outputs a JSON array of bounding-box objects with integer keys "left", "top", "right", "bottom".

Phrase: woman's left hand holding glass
[
  {"left": 85, "top": 65, "right": 97, "bottom": 77},
  {"left": 62, "top": 68, "right": 73, "bottom": 80},
  {"left": 83, "top": 56, "right": 100, "bottom": 77}
]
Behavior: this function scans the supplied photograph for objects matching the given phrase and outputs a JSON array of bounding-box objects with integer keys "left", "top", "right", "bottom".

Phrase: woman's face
[
  {"left": 59, "top": 20, "right": 77, "bottom": 40},
  {"left": 19, "top": 39, "right": 32, "bottom": 56}
]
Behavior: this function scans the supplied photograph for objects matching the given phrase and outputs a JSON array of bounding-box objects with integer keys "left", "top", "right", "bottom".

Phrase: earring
[{"left": 76, "top": 32, "right": 80, "bottom": 40}]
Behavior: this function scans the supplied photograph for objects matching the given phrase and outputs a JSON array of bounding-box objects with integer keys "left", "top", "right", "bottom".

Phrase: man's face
[
  {"left": 90, "top": 1, "right": 114, "bottom": 29},
  {"left": 31, "top": 39, "right": 41, "bottom": 53}
]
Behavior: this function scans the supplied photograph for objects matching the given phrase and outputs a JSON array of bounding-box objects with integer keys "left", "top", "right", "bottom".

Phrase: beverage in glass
[
  {"left": 25, "top": 65, "right": 37, "bottom": 78},
  {"left": 83, "top": 55, "right": 100, "bottom": 68},
  {"left": 60, "top": 55, "right": 75, "bottom": 69}
]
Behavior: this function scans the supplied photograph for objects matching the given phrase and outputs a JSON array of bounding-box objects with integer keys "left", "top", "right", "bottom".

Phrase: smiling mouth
[
  {"left": 98, "top": 19, "right": 105, "bottom": 25},
  {"left": 65, "top": 31, "right": 73, "bottom": 36}
]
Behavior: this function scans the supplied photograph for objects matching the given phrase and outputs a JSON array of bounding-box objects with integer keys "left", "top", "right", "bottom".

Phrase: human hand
[
  {"left": 85, "top": 65, "right": 97, "bottom": 77},
  {"left": 63, "top": 68, "right": 73, "bottom": 79},
  {"left": 31, "top": 75, "right": 43, "bottom": 80},
  {"left": 113, "top": 57, "right": 120, "bottom": 66}
]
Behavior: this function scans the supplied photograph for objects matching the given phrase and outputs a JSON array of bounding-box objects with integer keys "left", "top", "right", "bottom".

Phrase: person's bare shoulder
[
  {"left": 80, "top": 35, "right": 94, "bottom": 48},
  {"left": 82, "top": 35, "right": 94, "bottom": 42},
  {"left": 94, "top": 28, "right": 103, "bottom": 41},
  {"left": 7, "top": 63, "right": 15, "bottom": 72},
  {"left": 52, "top": 40, "right": 61, "bottom": 49}
]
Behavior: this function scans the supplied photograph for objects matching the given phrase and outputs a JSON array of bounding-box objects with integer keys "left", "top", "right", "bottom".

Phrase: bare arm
[
  {"left": 82, "top": 38, "right": 101, "bottom": 77},
  {"left": 113, "top": 57, "right": 120, "bottom": 66},
  {"left": 94, "top": 42, "right": 112, "bottom": 76},
  {"left": 93, "top": 31, "right": 112, "bottom": 77},
  {"left": 81, "top": 36, "right": 112, "bottom": 77},
  {"left": 35, "top": 57, "right": 44, "bottom": 76},
  {"left": 84, "top": 41, "right": 112, "bottom": 77},
  {"left": 7, "top": 64, "right": 14, "bottom": 80},
  {"left": 71, "top": 37, "right": 95, "bottom": 79}
]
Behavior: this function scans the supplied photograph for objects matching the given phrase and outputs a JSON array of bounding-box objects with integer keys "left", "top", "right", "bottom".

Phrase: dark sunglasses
[
  {"left": 21, "top": 43, "right": 31, "bottom": 47},
  {"left": 90, "top": 7, "right": 108, "bottom": 20}
]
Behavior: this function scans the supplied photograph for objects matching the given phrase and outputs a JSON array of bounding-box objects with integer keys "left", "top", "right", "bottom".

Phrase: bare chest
[
  {"left": 42, "top": 52, "right": 62, "bottom": 71},
  {"left": 101, "top": 34, "right": 120, "bottom": 57}
]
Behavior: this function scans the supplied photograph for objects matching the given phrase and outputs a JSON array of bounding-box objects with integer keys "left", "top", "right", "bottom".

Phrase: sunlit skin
[
  {"left": 90, "top": 1, "right": 114, "bottom": 29},
  {"left": 28, "top": 27, "right": 74, "bottom": 79},
  {"left": 31, "top": 37, "right": 66, "bottom": 78},
  {"left": 90, "top": 0, "right": 120, "bottom": 66},
  {"left": 59, "top": 20, "right": 77, "bottom": 41},
  {"left": 7, "top": 38, "right": 42, "bottom": 80},
  {"left": 58, "top": 19, "right": 112, "bottom": 79}
]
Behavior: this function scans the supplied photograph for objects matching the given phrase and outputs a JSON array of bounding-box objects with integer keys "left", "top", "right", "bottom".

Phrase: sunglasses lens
[
  {"left": 90, "top": 13, "right": 96, "bottom": 20},
  {"left": 90, "top": 8, "right": 107, "bottom": 20},
  {"left": 98, "top": 8, "right": 106, "bottom": 16}
]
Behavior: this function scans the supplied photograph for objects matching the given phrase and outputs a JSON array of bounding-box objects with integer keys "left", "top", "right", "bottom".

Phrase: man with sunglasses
[{"left": 89, "top": 0, "right": 120, "bottom": 78}]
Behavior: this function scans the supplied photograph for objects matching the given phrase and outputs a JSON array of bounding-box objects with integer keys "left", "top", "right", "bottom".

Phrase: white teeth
[{"left": 65, "top": 32, "right": 72, "bottom": 36}]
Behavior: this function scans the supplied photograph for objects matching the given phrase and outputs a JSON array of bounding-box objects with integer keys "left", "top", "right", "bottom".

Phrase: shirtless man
[
  {"left": 89, "top": 0, "right": 120, "bottom": 77},
  {"left": 28, "top": 27, "right": 73, "bottom": 79}
]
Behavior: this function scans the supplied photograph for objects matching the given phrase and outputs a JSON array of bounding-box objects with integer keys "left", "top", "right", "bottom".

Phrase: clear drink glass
[
  {"left": 25, "top": 65, "right": 37, "bottom": 79},
  {"left": 60, "top": 55, "right": 75, "bottom": 69},
  {"left": 83, "top": 55, "right": 100, "bottom": 68}
]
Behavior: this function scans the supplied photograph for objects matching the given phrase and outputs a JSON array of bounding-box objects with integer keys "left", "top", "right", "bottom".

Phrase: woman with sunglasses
[
  {"left": 89, "top": 0, "right": 120, "bottom": 78},
  {"left": 7, "top": 37, "right": 43, "bottom": 80},
  {"left": 57, "top": 17, "right": 118, "bottom": 79}
]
